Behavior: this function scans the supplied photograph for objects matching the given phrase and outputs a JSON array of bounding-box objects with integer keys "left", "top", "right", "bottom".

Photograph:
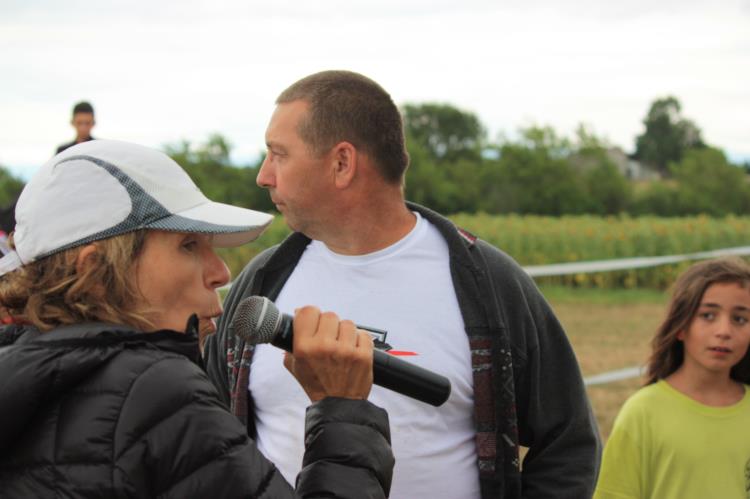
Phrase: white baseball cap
[{"left": 0, "top": 139, "right": 273, "bottom": 275}]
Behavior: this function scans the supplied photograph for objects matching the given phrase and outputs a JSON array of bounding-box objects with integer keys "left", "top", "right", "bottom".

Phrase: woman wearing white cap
[{"left": 0, "top": 140, "right": 393, "bottom": 498}]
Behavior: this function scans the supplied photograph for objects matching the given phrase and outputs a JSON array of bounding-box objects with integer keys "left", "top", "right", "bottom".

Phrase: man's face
[
  {"left": 71, "top": 112, "right": 95, "bottom": 140},
  {"left": 257, "top": 100, "right": 333, "bottom": 236}
]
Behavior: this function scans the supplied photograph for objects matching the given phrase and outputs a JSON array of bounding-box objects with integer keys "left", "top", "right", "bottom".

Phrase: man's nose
[{"left": 256, "top": 157, "right": 274, "bottom": 188}]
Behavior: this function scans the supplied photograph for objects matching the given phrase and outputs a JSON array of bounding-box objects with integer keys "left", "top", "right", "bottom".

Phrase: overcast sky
[{"left": 1, "top": 0, "right": 748, "bottom": 179}]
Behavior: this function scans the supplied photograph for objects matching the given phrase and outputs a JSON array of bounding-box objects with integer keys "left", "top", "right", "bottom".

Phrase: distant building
[
  {"left": 606, "top": 147, "right": 660, "bottom": 180},
  {"left": 569, "top": 147, "right": 661, "bottom": 181}
]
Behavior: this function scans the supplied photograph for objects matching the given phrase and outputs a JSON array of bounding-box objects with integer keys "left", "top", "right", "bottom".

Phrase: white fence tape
[
  {"left": 221, "top": 245, "right": 750, "bottom": 292},
  {"left": 524, "top": 245, "right": 750, "bottom": 277},
  {"left": 584, "top": 366, "right": 645, "bottom": 386}
]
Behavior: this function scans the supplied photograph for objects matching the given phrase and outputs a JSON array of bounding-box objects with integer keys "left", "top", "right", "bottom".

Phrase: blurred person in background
[{"left": 56, "top": 101, "right": 97, "bottom": 154}]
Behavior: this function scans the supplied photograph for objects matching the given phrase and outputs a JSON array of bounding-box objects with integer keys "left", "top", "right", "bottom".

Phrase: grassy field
[{"left": 540, "top": 285, "right": 669, "bottom": 440}]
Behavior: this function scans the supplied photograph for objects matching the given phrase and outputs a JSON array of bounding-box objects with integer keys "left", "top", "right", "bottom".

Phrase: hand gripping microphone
[{"left": 231, "top": 296, "right": 451, "bottom": 407}]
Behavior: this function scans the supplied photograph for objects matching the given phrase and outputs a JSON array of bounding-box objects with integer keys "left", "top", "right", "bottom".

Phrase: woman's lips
[{"left": 200, "top": 317, "right": 217, "bottom": 335}]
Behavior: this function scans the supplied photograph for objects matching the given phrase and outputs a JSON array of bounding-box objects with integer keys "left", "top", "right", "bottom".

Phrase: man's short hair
[
  {"left": 72, "top": 101, "right": 94, "bottom": 117},
  {"left": 277, "top": 70, "right": 409, "bottom": 184}
]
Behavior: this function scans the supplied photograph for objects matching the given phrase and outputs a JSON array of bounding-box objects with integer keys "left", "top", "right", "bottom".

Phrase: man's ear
[
  {"left": 331, "top": 141, "right": 357, "bottom": 189},
  {"left": 75, "top": 244, "right": 99, "bottom": 275}
]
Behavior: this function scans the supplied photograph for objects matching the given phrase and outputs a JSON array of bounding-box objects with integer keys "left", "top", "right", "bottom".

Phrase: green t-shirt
[{"left": 594, "top": 380, "right": 750, "bottom": 499}]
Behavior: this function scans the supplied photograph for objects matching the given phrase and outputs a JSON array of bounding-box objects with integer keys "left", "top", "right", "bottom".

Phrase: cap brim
[{"left": 145, "top": 201, "right": 274, "bottom": 247}]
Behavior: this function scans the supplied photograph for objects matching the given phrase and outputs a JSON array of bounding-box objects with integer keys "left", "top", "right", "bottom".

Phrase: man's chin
[{"left": 281, "top": 215, "right": 299, "bottom": 233}]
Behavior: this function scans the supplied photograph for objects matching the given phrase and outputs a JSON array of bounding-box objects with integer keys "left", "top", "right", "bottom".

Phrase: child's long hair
[{"left": 646, "top": 257, "right": 750, "bottom": 385}]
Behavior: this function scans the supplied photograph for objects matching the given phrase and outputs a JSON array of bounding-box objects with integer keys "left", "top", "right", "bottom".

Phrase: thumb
[{"left": 283, "top": 351, "right": 294, "bottom": 375}]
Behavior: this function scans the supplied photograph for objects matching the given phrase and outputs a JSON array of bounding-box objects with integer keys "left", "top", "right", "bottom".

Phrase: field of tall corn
[{"left": 218, "top": 213, "right": 750, "bottom": 289}]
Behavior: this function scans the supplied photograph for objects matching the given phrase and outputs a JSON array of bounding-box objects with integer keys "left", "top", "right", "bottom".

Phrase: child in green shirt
[{"left": 595, "top": 257, "right": 750, "bottom": 499}]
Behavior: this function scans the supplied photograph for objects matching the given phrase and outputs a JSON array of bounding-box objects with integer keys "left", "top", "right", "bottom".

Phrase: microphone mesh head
[{"left": 231, "top": 296, "right": 281, "bottom": 345}]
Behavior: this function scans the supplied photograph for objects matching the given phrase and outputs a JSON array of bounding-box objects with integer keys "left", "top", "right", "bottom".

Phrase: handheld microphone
[{"left": 231, "top": 296, "right": 451, "bottom": 407}]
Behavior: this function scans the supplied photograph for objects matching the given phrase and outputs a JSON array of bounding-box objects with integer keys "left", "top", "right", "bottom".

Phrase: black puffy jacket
[{"left": 0, "top": 322, "right": 393, "bottom": 498}]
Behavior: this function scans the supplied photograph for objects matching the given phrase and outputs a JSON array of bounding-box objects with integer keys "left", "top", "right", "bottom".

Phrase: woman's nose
[{"left": 205, "top": 249, "right": 231, "bottom": 289}]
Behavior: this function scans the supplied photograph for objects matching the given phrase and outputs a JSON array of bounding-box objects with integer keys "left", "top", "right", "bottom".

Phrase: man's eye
[{"left": 734, "top": 316, "right": 748, "bottom": 325}]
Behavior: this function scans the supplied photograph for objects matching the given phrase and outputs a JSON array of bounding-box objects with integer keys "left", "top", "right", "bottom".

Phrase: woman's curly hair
[{"left": 0, "top": 231, "right": 154, "bottom": 332}]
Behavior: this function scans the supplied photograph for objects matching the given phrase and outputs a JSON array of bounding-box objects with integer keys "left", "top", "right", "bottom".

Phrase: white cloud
[{"left": 1, "top": 0, "right": 748, "bottom": 178}]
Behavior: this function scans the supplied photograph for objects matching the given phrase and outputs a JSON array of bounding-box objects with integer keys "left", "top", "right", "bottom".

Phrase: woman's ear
[
  {"left": 75, "top": 244, "right": 99, "bottom": 275},
  {"left": 676, "top": 330, "right": 686, "bottom": 341}
]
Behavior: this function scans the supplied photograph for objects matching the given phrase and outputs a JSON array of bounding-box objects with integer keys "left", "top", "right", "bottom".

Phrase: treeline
[
  {"left": 1, "top": 96, "right": 746, "bottom": 218},
  {"left": 163, "top": 95, "right": 749, "bottom": 218},
  {"left": 401, "top": 97, "right": 749, "bottom": 217},
  {"left": 408, "top": 129, "right": 748, "bottom": 217}
]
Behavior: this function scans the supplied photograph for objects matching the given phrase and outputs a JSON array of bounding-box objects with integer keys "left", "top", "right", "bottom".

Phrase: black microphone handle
[
  {"left": 371, "top": 348, "right": 452, "bottom": 407},
  {"left": 270, "top": 314, "right": 451, "bottom": 407}
]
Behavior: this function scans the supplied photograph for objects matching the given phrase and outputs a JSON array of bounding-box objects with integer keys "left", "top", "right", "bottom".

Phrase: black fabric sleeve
[
  {"left": 115, "top": 356, "right": 394, "bottom": 499},
  {"left": 113, "top": 355, "right": 293, "bottom": 499},
  {"left": 297, "top": 398, "right": 394, "bottom": 499},
  {"left": 485, "top": 245, "right": 601, "bottom": 499}
]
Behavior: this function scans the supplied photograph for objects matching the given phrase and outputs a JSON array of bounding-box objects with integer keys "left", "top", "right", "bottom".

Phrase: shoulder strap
[{"left": 472, "top": 239, "right": 522, "bottom": 498}]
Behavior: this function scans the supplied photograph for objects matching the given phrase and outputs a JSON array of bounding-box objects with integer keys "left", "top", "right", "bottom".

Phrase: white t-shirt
[{"left": 249, "top": 213, "right": 481, "bottom": 499}]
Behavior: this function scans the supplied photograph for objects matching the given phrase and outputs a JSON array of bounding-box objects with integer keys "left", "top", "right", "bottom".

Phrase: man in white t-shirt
[{"left": 205, "top": 70, "right": 600, "bottom": 499}]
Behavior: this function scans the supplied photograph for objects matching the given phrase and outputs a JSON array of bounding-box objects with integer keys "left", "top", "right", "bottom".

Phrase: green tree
[
  {"left": 0, "top": 165, "right": 24, "bottom": 208},
  {"left": 574, "top": 123, "right": 609, "bottom": 152},
  {"left": 634, "top": 96, "right": 705, "bottom": 175},
  {"left": 630, "top": 182, "right": 681, "bottom": 216},
  {"left": 402, "top": 103, "right": 485, "bottom": 163},
  {"left": 633, "top": 148, "right": 750, "bottom": 216},
  {"left": 571, "top": 124, "right": 632, "bottom": 214},
  {"left": 403, "top": 140, "right": 481, "bottom": 213},
  {"left": 518, "top": 125, "right": 572, "bottom": 159},
  {"left": 479, "top": 126, "right": 588, "bottom": 215},
  {"left": 164, "top": 134, "right": 274, "bottom": 213},
  {"left": 671, "top": 147, "right": 750, "bottom": 215}
]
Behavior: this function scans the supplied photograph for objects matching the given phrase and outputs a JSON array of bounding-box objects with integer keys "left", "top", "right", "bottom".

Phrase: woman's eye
[
  {"left": 734, "top": 316, "right": 748, "bottom": 325},
  {"left": 699, "top": 312, "right": 715, "bottom": 320}
]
